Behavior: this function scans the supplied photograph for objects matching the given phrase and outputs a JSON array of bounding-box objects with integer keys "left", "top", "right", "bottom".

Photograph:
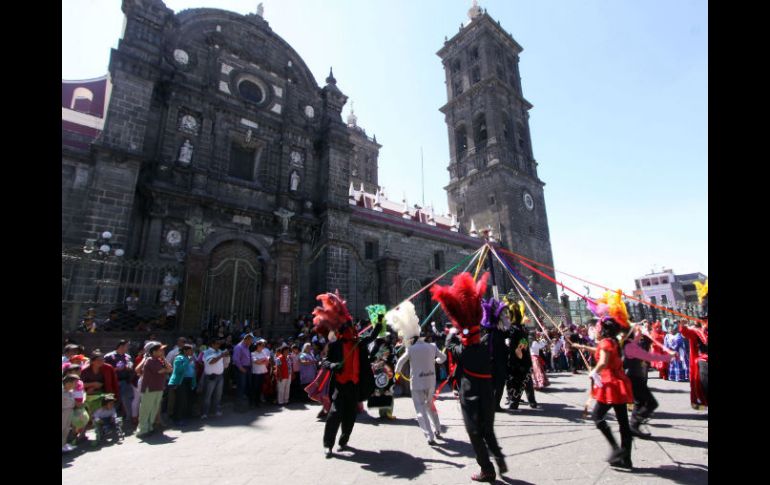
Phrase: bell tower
[{"left": 438, "top": 2, "right": 557, "bottom": 298}]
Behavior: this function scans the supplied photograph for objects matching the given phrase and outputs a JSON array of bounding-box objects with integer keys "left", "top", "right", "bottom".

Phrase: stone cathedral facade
[{"left": 61, "top": 0, "right": 556, "bottom": 336}]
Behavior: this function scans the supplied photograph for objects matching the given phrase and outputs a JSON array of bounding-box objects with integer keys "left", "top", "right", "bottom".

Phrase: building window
[
  {"left": 434, "top": 251, "right": 445, "bottom": 270},
  {"left": 471, "top": 67, "right": 481, "bottom": 84},
  {"left": 651, "top": 278, "right": 659, "bottom": 285},
  {"left": 660, "top": 277, "right": 668, "bottom": 284},
  {"left": 473, "top": 113, "right": 487, "bottom": 147},
  {"left": 365, "top": 241, "right": 378, "bottom": 260},
  {"left": 470, "top": 46, "right": 479, "bottom": 63},
  {"left": 488, "top": 194, "right": 495, "bottom": 206},
  {"left": 458, "top": 205, "right": 464, "bottom": 218},
  {"left": 528, "top": 226, "right": 534, "bottom": 235},
  {"left": 650, "top": 296, "right": 657, "bottom": 305},
  {"left": 70, "top": 87, "right": 95, "bottom": 114},
  {"left": 238, "top": 79, "right": 265, "bottom": 104},
  {"left": 455, "top": 126, "right": 468, "bottom": 159},
  {"left": 661, "top": 294, "right": 668, "bottom": 305},
  {"left": 642, "top": 279, "right": 650, "bottom": 287},
  {"left": 452, "top": 59, "right": 462, "bottom": 74},
  {"left": 229, "top": 142, "right": 256, "bottom": 181},
  {"left": 635, "top": 280, "right": 641, "bottom": 290}
]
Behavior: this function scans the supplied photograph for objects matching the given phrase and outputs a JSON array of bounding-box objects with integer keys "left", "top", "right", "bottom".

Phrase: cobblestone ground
[{"left": 62, "top": 371, "right": 707, "bottom": 484}]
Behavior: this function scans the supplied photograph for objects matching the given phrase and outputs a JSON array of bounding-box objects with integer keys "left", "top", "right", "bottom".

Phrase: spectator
[
  {"left": 165, "top": 337, "right": 187, "bottom": 365},
  {"left": 233, "top": 334, "right": 255, "bottom": 411},
  {"left": 62, "top": 374, "right": 79, "bottom": 452},
  {"left": 289, "top": 343, "right": 302, "bottom": 401},
  {"left": 201, "top": 339, "right": 228, "bottom": 419},
  {"left": 299, "top": 343, "right": 318, "bottom": 400},
  {"left": 62, "top": 344, "right": 80, "bottom": 365},
  {"left": 168, "top": 343, "right": 196, "bottom": 426},
  {"left": 104, "top": 340, "right": 134, "bottom": 422},
  {"left": 63, "top": 364, "right": 89, "bottom": 445},
  {"left": 137, "top": 343, "right": 173, "bottom": 438},
  {"left": 93, "top": 394, "right": 120, "bottom": 444},
  {"left": 126, "top": 291, "right": 140, "bottom": 313},
  {"left": 81, "top": 351, "right": 119, "bottom": 416},
  {"left": 251, "top": 339, "right": 270, "bottom": 407},
  {"left": 275, "top": 344, "right": 291, "bottom": 405},
  {"left": 164, "top": 297, "right": 181, "bottom": 328}
]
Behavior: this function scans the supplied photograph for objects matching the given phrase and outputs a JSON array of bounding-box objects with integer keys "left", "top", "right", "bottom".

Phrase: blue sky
[{"left": 62, "top": 0, "right": 707, "bottom": 297}]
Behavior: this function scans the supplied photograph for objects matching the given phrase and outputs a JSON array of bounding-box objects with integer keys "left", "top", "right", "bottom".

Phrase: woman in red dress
[{"left": 589, "top": 318, "right": 635, "bottom": 469}]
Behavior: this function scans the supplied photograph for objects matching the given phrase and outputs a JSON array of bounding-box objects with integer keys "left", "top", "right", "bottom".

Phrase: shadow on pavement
[
  {"left": 631, "top": 464, "right": 708, "bottom": 484},
  {"left": 333, "top": 447, "right": 462, "bottom": 479},
  {"left": 519, "top": 402, "right": 588, "bottom": 423},
  {"left": 138, "top": 432, "right": 177, "bottom": 445},
  {"left": 647, "top": 434, "right": 708, "bottom": 449},
  {"left": 430, "top": 435, "right": 475, "bottom": 458},
  {"left": 648, "top": 411, "right": 708, "bottom": 420},
  {"left": 499, "top": 477, "right": 537, "bottom": 485}
]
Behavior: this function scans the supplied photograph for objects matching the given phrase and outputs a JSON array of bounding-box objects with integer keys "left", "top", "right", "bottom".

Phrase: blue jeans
[
  {"left": 235, "top": 368, "right": 249, "bottom": 404},
  {"left": 118, "top": 380, "right": 134, "bottom": 417}
]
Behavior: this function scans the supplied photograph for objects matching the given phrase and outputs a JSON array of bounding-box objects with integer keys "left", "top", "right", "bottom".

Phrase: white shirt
[
  {"left": 530, "top": 340, "right": 545, "bottom": 356},
  {"left": 552, "top": 337, "right": 564, "bottom": 355},
  {"left": 251, "top": 349, "right": 271, "bottom": 374},
  {"left": 394, "top": 339, "right": 447, "bottom": 391},
  {"left": 203, "top": 348, "right": 226, "bottom": 375},
  {"left": 165, "top": 346, "right": 180, "bottom": 365}
]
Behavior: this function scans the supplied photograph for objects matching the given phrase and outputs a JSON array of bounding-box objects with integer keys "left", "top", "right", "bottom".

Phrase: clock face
[
  {"left": 180, "top": 115, "right": 198, "bottom": 133},
  {"left": 166, "top": 230, "right": 182, "bottom": 246},
  {"left": 523, "top": 192, "right": 534, "bottom": 211},
  {"left": 173, "top": 49, "right": 189, "bottom": 65}
]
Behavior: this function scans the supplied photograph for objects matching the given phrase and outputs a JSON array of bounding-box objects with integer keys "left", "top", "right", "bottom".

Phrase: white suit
[{"left": 395, "top": 339, "right": 447, "bottom": 442}]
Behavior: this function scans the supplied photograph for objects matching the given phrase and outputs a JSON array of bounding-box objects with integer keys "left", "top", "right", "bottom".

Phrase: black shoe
[
  {"left": 434, "top": 431, "right": 443, "bottom": 440},
  {"left": 529, "top": 402, "right": 538, "bottom": 409},
  {"left": 610, "top": 454, "right": 633, "bottom": 470},
  {"left": 495, "top": 456, "right": 508, "bottom": 475},
  {"left": 427, "top": 439, "right": 438, "bottom": 446},
  {"left": 337, "top": 444, "right": 351, "bottom": 452},
  {"left": 630, "top": 423, "right": 651, "bottom": 438},
  {"left": 324, "top": 447, "right": 333, "bottom": 458},
  {"left": 495, "top": 406, "right": 505, "bottom": 412},
  {"left": 507, "top": 402, "right": 519, "bottom": 410}
]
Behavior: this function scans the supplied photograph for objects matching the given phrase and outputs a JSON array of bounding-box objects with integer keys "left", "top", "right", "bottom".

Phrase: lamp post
[{"left": 82, "top": 231, "right": 124, "bottom": 304}]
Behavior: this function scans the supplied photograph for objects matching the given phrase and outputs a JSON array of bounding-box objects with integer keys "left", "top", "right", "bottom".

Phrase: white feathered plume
[{"left": 385, "top": 301, "right": 421, "bottom": 345}]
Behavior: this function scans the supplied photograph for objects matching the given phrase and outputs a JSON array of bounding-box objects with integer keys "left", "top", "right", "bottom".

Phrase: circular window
[{"left": 238, "top": 79, "right": 265, "bottom": 104}]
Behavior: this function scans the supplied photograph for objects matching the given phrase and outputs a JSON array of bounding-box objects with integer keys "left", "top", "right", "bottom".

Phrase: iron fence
[{"left": 62, "top": 253, "right": 184, "bottom": 333}]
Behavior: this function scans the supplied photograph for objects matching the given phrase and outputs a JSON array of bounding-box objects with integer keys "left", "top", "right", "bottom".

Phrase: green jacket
[{"left": 168, "top": 354, "right": 197, "bottom": 389}]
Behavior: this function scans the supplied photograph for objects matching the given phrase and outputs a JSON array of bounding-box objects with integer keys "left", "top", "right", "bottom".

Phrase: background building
[{"left": 61, "top": 0, "right": 556, "bottom": 337}]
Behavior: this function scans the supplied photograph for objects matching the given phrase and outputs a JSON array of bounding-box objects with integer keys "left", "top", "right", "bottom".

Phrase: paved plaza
[{"left": 62, "top": 371, "right": 707, "bottom": 485}]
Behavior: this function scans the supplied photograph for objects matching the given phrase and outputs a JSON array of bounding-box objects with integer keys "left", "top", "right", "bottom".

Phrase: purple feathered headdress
[{"left": 481, "top": 298, "right": 506, "bottom": 329}]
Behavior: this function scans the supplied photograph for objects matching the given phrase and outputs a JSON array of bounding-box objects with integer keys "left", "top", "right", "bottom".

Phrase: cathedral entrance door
[{"left": 202, "top": 241, "right": 262, "bottom": 333}]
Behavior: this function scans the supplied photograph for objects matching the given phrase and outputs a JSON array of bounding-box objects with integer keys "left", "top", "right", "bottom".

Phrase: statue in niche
[
  {"left": 290, "top": 170, "right": 300, "bottom": 192},
  {"left": 178, "top": 139, "right": 193, "bottom": 164},
  {"left": 185, "top": 217, "right": 214, "bottom": 247},
  {"left": 273, "top": 208, "right": 295, "bottom": 235}
]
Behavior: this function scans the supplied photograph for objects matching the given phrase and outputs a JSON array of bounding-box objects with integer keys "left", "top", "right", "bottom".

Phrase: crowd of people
[{"left": 62, "top": 282, "right": 708, "bottom": 482}]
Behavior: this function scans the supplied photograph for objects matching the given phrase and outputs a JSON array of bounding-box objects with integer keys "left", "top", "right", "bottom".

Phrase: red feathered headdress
[
  {"left": 430, "top": 272, "right": 489, "bottom": 344},
  {"left": 312, "top": 290, "right": 352, "bottom": 335}
]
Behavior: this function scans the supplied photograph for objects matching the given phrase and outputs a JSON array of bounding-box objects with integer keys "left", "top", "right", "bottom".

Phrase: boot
[
  {"left": 629, "top": 420, "right": 651, "bottom": 438},
  {"left": 610, "top": 447, "right": 633, "bottom": 470},
  {"left": 597, "top": 421, "right": 619, "bottom": 460}
]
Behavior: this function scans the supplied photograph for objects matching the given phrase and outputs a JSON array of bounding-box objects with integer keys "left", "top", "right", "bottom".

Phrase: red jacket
[{"left": 84, "top": 363, "right": 120, "bottom": 400}]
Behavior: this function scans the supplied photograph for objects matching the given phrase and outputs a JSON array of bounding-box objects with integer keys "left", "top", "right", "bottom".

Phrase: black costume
[
  {"left": 320, "top": 322, "right": 380, "bottom": 452},
  {"left": 487, "top": 326, "right": 509, "bottom": 411},
  {"left": 505, "top": 323, "right": 536, "bottom": 409},
  {"left": 446, "top": 331, "right": 505, "bottom": 477}
]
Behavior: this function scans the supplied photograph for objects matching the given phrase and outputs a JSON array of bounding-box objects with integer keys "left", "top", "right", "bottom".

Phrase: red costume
[
  {"left": 649, "top": 322, "right": 669, "bottom": 379},
  {"left": 592, "top": 338, "right": 634, "bottom": 405},
  {"left": 680, "top": 324, "right": 708, "bottom": 408}
]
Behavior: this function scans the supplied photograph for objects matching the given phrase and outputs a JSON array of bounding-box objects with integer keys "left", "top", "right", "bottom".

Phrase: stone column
[
  {"left": 377, "top": 256, "right": 401, "bottom": 308},
  {"left": 270, "top": 239, "right": 301, "bottom": 336}
]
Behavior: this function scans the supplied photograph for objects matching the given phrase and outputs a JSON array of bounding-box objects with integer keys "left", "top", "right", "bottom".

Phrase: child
[
  {"left": 62, "top": 375, "right": 79, "bottom": 452},
  {"left": 63, "top": 364, "right": 89, "bottom": 444},
  {"left": 93, "top": 394, "right": 123, "bottom": 444},
  {"left": 275, "top": 344, "right": 291, "bottom": 405}
]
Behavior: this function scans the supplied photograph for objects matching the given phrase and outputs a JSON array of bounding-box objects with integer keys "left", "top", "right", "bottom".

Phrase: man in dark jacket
[{"left": 320, "top": 320, "right": 382, "bottom": 458}]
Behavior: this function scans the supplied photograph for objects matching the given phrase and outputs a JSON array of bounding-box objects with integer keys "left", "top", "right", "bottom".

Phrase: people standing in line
[
  {"left": 298, "top": 343, "right": 318, "bottom": 402},
  {"left": 104, "top": 340, "right": 134, "bottom": 424},
  {"left": 168, "top": 344, "right": 197, "bottom": 426},
  {"left": 288, "top": 343, "right": 302, "bottom": 402},
  {"left": 137, "top": 343, "right": 173, "bottom": 438},
  {"left": 232, "top": 334, "right": 254, "bottom": 411},
  {"left": 251, "top": 339, "right": 271, "bottom": 406},
  {"left": 275, "top": 344, "right": 292, "bottom": 405},
  {"left": 201, "top": 339, "right": 228, "bottom": 419}
]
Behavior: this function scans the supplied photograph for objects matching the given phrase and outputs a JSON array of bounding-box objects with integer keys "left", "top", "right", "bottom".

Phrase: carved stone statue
[
  {"left": 185, "top": 217, "right": 214, "bottom": 247},
  {"left": 273, "top": 208, "right": 295, "bottom": 235},
  {"left": 290, "top": 170, "right": 300, "bottom": 191},
  {"left": 178, "top": 139, "right": 193, "bottom": 164},
  {"left": 256, "top": 2, "right": 264, "bottom": 17}
]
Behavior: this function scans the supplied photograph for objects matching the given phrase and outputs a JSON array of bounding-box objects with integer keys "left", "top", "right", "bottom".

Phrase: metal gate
[{"left": 201, "top": 257, "right": 261, "bottom": 332}]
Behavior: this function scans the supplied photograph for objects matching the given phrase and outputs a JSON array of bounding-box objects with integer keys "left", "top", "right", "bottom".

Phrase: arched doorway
[{"left": 201, "top": 241, "right": 262, "bottom": 333}]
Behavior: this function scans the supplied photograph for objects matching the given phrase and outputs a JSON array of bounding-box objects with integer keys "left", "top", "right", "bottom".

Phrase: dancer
[
  {"left": 663, "top": 320, "right": 689, "bottom": 382},
  {"left": 314, "top": 291, "right": 381, "bottom": 458},
  {"left": 433, "top": 272, "right": 507, "bottom": 482},
  {"left": 649, "top": 321, "right": 669, "bottom": 380},
  {"left": 622, "top": 324, "right": 676, "bottom": 437},
  {"left": 529, "top": 332, "right": 550, "bottom": 389},
  {"left": 584, "top": 291, "right": 635, "bottom": 469},
  {"left": 391, "top": 302, "right": 447, "bottom": 445},
  {"left": 480, "top": 298, "right": 509, "bottom": 412},
  {"left": 502, "top": 297, "right": 537, "bottom": 410},
  {"left": 368, "top": 332, "right": 397, "bottom": 420},
  {"left": 680, "top": 281, "right": 708, "bottom": 409}
]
